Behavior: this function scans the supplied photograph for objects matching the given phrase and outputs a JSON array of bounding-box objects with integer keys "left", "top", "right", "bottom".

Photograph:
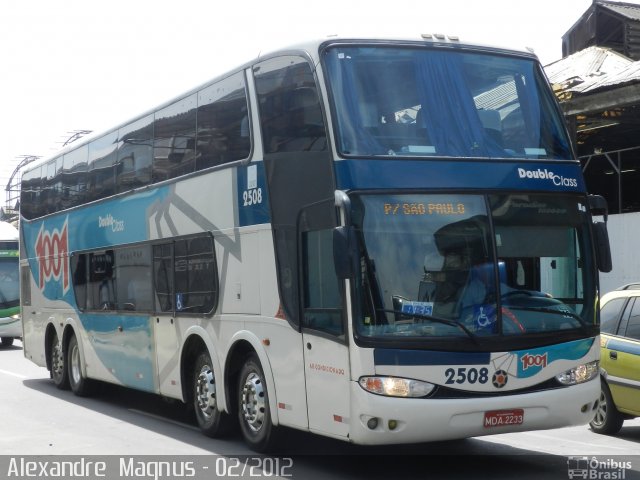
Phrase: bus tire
[
  {"left": 50, "top": 330, "right": 69, "bottom": 390},
  {"left": 237, "top": 353, "right": 279, "bottom": 452},
  {"left": 67, "top": 334, "right": 94, "bottom": 397},
  {"left": 193, "top": 351, "right": 234, "bottom": 437},
  {"left": 590, "top": 378, "right": 624, "bottom": 435},
  {"left": 1, "top": 337, "right": 14, "bottom": 347}
]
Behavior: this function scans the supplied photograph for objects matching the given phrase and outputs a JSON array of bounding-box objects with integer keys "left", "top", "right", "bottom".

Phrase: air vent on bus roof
[{"left": 421, "top": 33, "right": 459, "bottom": 41}]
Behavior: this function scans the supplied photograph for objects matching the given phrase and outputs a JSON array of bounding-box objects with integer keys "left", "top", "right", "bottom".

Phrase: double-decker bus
[
  {"left": 0, "top": 221, "right": 20, "bottom": 347},
  {"left": 20, "top": 34, "right": 612, "bottom": 451}
]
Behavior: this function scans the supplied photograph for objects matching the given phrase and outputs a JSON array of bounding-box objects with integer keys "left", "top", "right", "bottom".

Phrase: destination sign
[{"left": 383, "top": 203, "right": 466, "bottom": 215}]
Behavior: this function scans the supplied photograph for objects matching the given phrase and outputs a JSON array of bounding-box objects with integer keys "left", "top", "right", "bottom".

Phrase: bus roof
[
  {"left": 23, "top": 34, "right": 538, "bottom": 175},
  {"left": 267, "top": 33, "right": 536, "bottom": 61}
]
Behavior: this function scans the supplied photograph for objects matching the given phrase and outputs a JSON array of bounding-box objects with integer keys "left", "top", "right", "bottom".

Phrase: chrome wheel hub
[
  {"left": 196, "top": 365, "right": 216, "bottom": 418},
  {"left": 241, "top": 372, "right": 265, "bottom": 432}
]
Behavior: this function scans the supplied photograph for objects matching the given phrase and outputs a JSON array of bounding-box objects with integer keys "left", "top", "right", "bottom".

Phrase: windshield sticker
[
  {"left": 407, "top": 145, "right": 436, "bottom": 154},
  {"left": 524, "top": 148, "right": 547, "bottom": 156},
  {"left": 401, "top": 301, "right": 433, "bottom": 316},
  {"left": 176, "top": 293, "right": 184, "bottom": 311},
  {"left": 474, "top": 305, "right": 497, "bottom": 331},
  {"left": 507, "top": 200, "right": 568, "bottom": 215}
]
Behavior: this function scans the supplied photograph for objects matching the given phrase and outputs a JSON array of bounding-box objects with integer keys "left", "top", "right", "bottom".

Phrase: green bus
[{"left": 0, "top": 221, "right": 20, "bottom": 347}]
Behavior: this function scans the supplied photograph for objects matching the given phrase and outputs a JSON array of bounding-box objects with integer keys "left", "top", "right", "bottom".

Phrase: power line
[{"left": 1, "top": 130, "right": 92, "bottom": 225}]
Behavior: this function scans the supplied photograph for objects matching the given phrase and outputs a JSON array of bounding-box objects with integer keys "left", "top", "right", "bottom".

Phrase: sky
[{"left": 0, "top": 0, "right": 626, "bottom": 208}]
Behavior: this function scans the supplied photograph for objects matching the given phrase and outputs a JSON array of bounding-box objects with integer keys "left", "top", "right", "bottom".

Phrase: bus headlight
[
  {"left": 555, "top": 360, "right": 599, "bottom": 385},
  {"left": 358, "top": 376, "right": 434, "bottom": 397}
]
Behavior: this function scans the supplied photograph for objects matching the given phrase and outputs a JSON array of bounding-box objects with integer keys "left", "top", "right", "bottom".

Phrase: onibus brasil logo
[
  {"left": 567, "top": 456, "right": 632, "bottom": 479},
  {"left": 35, "top": 218, "right": 69, "bottom": 294}
]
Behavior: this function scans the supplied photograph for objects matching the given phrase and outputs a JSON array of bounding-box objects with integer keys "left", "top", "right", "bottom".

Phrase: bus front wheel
[
  {"left": 193, "top": 351, "right": 233, "bottom": 437},
  {"left": 237, "top": 353, "right": 279, "bottom": 452},
  {"left": 49, "top": 330, "right": 69, "bottom": 390},
  {"left": 67, "top": 334, "right": 94, "bottom": 396}
]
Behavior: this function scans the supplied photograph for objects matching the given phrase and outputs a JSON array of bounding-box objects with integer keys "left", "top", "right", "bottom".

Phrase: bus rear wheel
[
  {"left": 237, "top": 353, "right": 279, "bottom": 452},
  {"left": 67, "top": 334, "right": 94, "bottom": 396},
  {"left": 49, "top": 330, "right": 69, "bottom": 390},
  {"left": 193, "top": 351, "right": 233, "bottom": 437},
  {"left": 1, "top": 337, "right": 14, "bottom": 347}
]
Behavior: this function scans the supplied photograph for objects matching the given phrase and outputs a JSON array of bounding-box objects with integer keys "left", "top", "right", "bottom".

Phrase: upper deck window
[
  {"left": 20, "top": 73, "right": 251, "bottom": 221},
  {"left": 323, "top": 46, "right": 571, "bottom": 160},
  {"left": 254, "top": 56, "right": 327, "bottom": 154}
]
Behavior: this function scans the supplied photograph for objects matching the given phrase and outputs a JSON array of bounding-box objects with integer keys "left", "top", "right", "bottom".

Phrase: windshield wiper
[
  {"left": 374, "top": 308, "right": 481, "bottom": 345},
  {"left": 505, "top": 306, "right": 588, "bottom": 328}
]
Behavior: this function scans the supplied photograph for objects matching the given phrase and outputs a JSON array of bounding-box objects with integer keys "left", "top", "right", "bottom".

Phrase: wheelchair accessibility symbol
[
  {"left": 474, "top": 304, "right": 496, "bottom": 330},
  {"left": 176, "top": 293, "right": 184, "bottom": 311},
  {"left": 477, "top": 307, "right": 490, "bottom": 327}
]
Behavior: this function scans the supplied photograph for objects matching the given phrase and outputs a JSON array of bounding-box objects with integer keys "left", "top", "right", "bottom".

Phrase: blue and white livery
[{"left": 21, "top": 34, "right": 610, "bottom": 451}]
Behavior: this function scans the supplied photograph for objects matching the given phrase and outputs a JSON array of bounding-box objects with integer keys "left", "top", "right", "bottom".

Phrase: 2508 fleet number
[
  {"left": 243, "top": 188, "right": 263, "bottom": 206},
  {"left": 444, "top": 367, "right": 489, "bottom": 385}
]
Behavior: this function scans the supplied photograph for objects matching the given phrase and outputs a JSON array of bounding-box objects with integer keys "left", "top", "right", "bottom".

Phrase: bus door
[
  {"left": 153, "top": 310, "right": 182, "bottom": 399},
  {"left": 300, "top": 227, "right": 351, "bottom": 438},
  {"left": 151, "top": 242, "right": 182, "bottom": 398},
  {"left": 254, "top": 54, "right": 349, "bottom": 436}
]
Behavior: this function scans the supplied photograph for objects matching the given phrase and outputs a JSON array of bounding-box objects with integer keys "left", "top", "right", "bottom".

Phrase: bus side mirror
[
  {"left": 588, "top": 194, "right": 608, "bottom": 220},
  {"left": 333, "top": 226, "right": 356, "bottom": 279},
  {"left": 588, "top": 195, "right": 612, "bottom": 273},
  {"left": 592, "top": 222, "right": 612, "bottom": 273}
]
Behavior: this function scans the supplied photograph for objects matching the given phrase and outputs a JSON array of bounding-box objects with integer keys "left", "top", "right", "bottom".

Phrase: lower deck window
[{"left": 71, "top": 234, "right": 218, "bottom": 315}]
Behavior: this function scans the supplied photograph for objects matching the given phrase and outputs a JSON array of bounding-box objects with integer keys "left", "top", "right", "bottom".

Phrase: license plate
[{"left": 483, "top": 409, "right": 524, "bottom": 428}]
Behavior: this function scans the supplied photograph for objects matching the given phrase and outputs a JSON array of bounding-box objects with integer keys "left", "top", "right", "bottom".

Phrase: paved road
[{"left": 1, "top": 340, "right": 639, "bottom": 479}]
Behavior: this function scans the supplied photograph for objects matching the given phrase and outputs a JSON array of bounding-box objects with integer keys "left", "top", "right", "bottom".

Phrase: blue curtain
[{"left": 414, "top": 51, "right": 505, "bottom": 158}]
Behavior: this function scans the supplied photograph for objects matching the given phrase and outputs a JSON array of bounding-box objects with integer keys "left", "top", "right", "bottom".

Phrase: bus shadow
[
  {"left": 22, "top": 377, "right": 251, "bottom": 455},
  {"left": 0, "top": 344, "right": 22, "bottom": 351},
  {"left": 21, "top": 378, "right": 607, "bottom": 479}
]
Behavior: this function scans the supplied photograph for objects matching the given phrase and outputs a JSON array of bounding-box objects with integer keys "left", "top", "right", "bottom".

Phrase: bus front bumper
[{"left": 348, "top": 376, "right": 599, "bottom": 445}]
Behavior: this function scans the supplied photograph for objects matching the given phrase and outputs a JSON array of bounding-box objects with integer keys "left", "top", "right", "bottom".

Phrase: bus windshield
[
  {"left": 351, "top": 193, "right": 596, "bottom": 342},
  {"left": 324, "top": 45, "right": 571, "bottom": 159},
  {"left": 0, "top": 256, "right": 19, "bottom": 309}
]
